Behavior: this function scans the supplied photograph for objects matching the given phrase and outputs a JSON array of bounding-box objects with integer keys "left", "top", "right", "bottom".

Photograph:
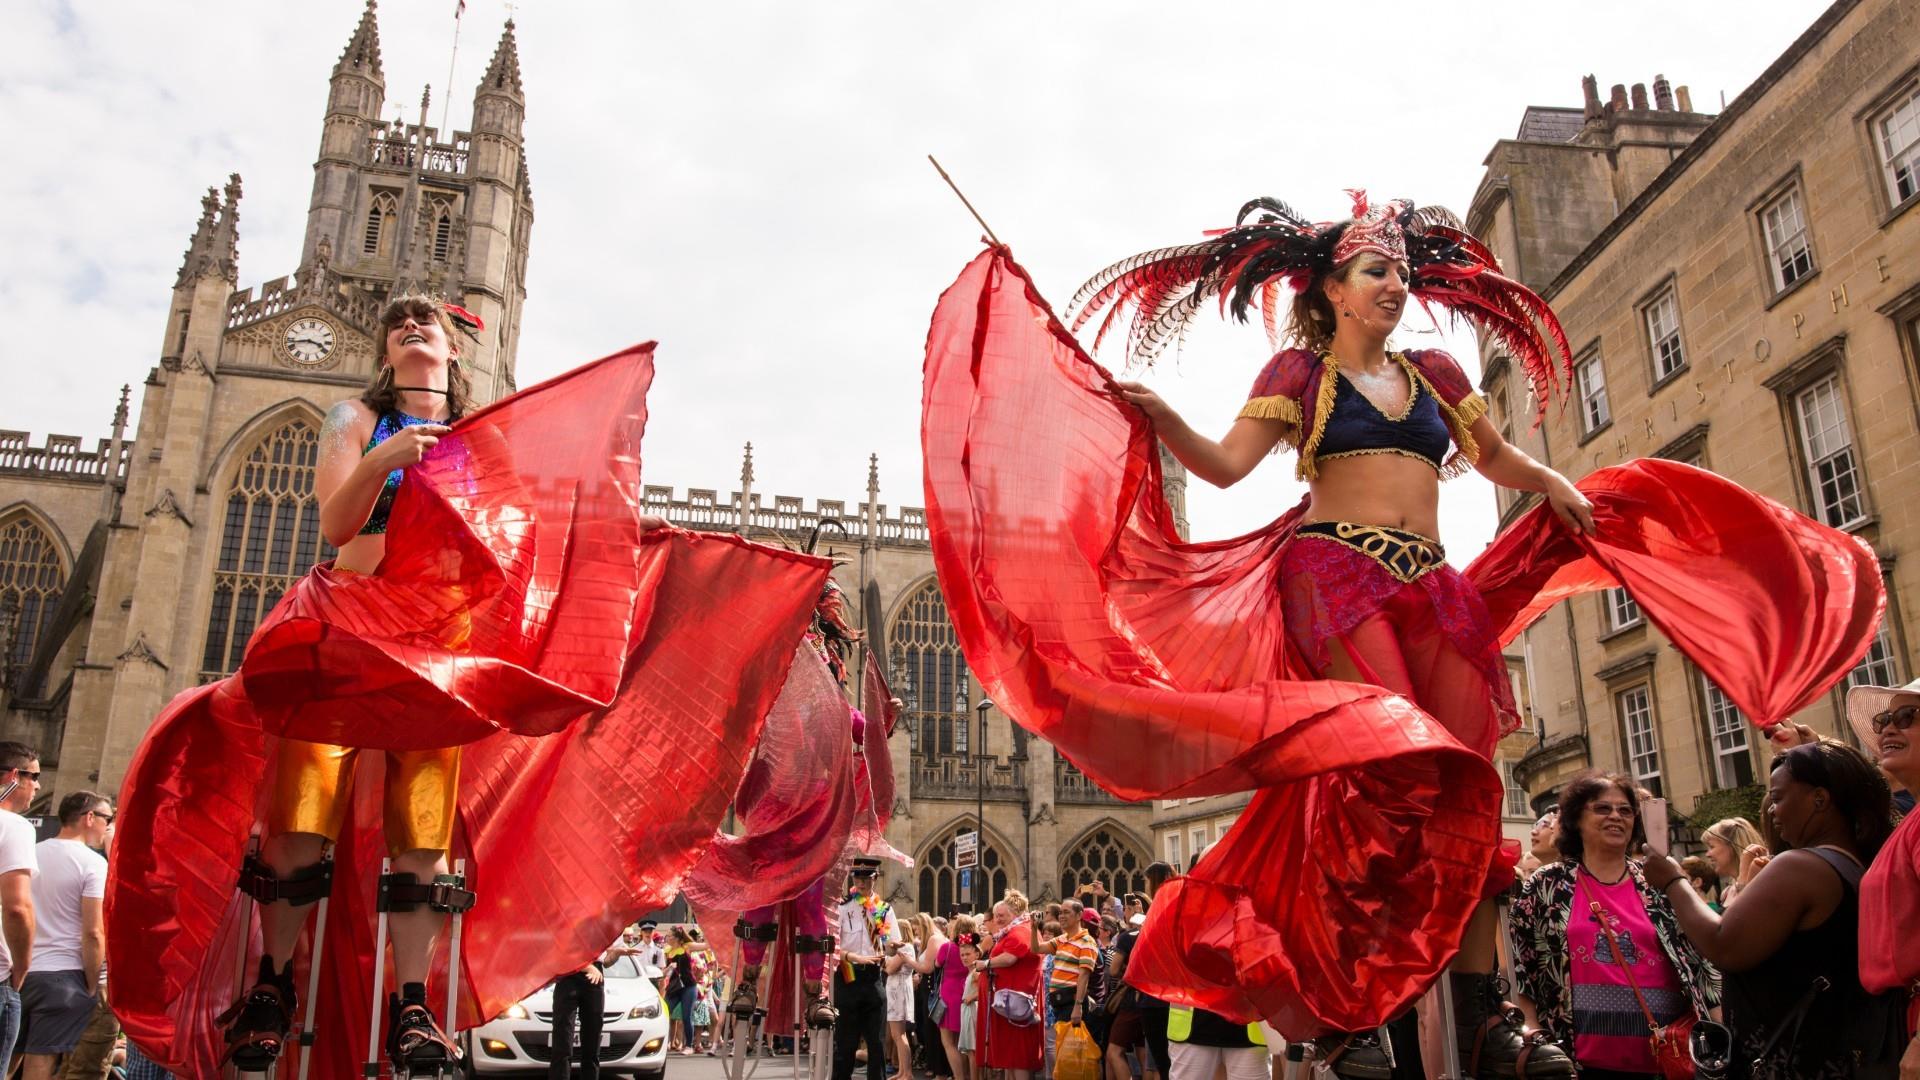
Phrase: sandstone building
[
  {"left": 1469, "top": 0, "right": 1920, "bottom": 823},
  {"left": 0, "top": 1, "right": 1155, "bottom": 917}
]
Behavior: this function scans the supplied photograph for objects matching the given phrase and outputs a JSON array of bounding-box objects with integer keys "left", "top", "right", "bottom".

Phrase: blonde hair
[
  {"left": 1704, "top": 817, "right": 1763, "bottom": 860},
  {"left": 913, "top": 912, "right": 939, "bottom": 947},
  {"left": 1002, "top": 890, "right": 1029, "bottom": 916}
]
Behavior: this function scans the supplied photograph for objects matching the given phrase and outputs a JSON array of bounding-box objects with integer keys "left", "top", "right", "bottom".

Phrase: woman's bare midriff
[
  {"left": 1303, "top": 454, "right": 1444, "bottom": 540},
  {"left": 332, "top": 533, "right": 387, "bottom": 575}
]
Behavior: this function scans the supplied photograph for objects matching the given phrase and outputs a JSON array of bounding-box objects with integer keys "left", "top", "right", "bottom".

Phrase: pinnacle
[
  {"left": 334, "top": 0, "right": 385, "bottom": 82},
  {"left": 478, "top": 20, "right": 523, "bottom": 98}
]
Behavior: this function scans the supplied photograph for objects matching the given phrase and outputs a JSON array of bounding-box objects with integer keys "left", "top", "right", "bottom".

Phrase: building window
[
  {"left": 1059, "top": 828, "right": 1148, "bottom": 902},
  {"left": 1189, "top": 825, "right": 1209, "bottom": 863},
  {"left": 918, "top": 822, "right": 1008, "bottom": 915},
  {"left": 1164, "top": 832, "right": 1184, "bottom": 873},
  {"left": 431, "top": 203, "right": 454, "bottom": 262},
  {"left": 1576, "top": 351, "right": 1611, "bottom": 434},
  {"left": 1701, "top": 674, "right": 1753, "bottom": 788},
  {"left": 1759, "top": 186, "right": 1816, "bottom": 291},
  {"left": 890, "top": 580, "right": 972, "bottom": 762},
  {"left": 1645, "top": 288, "right": 1687, "bottom": 382},
  {"left": 201, "top": 419, "right": 335, "bottom": 680},
  {"left": 1847, "top": 617, "right": 1902, "bottom": 690},
  {"left": 1872, "top": 82, "right": 1920, "bottom": 206},
  {"left": 1793, "top": 374, "right": 1867, "bottom": 527},
  {"left": 1502, "top": 760, "right": 1531, "bottom": 818},
  {"left": 1606, "top": 588, "right": 1643, "bottom": 632},
  {"left": 1617, "top": 685, "right": 1662, "bottom": 797},
  {"left": 363, "top": 191, "right": 400, "bottom": 257},
  {"left": 0, "top": 515, "right": 65, "bottom": 676}
]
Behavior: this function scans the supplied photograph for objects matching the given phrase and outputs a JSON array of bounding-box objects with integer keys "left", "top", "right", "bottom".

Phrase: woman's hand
[
  {"left": 1766, "top": 722, "right": 1820, "bottom": 749},
  {"left": 640, "top": 513, "right": 671, "bottom": 532},
  {"left": 1900, "top": 1030, "right": 1919, "bottom": 1080},
  {"left": 1737, "top": 844, "right": 1770, "bottom": 884},
  {"left": 1640, "top": 849, "right": 1684, "bottom": 891},
  {"left": 363, "top": 423, "right": 451, "bottom": 472},
  {"left": 1110, "top": 381, "right": 1177, "bottom": 429},
  {"left": 1545, "top": 473, "right": 1595, "bottom": 535}
]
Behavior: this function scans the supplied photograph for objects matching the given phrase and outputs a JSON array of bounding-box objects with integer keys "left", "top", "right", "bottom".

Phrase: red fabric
[
  {"left": 976, "top": 921, "right": 1045, "bottom": 1070},
  {"left": 105, "top": 346, "right": 831, "bottom": 1076},
  {"left": 1860, "top": 813, "right": 1920, "bottom": 1000},
  {"left": 919, "top": 247, "right": 1883, "bottom": 1037}
]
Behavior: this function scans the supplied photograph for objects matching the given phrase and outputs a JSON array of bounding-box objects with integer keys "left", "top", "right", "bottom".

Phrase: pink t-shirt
[{"left": 1567, "top": 870, "right": 1687, "bottom": 1072}]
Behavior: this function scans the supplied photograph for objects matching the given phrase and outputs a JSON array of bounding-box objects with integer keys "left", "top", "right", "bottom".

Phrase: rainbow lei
[{"left": 840, "top": 892, "right": 894, "bottom": 982}]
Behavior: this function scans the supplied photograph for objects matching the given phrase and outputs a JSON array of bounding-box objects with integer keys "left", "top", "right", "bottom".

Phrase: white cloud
[{"left": 0, "top": 0, "right": 1816, "bottom": 557}]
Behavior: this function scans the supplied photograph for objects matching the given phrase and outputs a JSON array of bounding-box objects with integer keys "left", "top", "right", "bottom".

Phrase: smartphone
[{"left": 1641, "top": 795, "right": 1670, "bottom": 857}]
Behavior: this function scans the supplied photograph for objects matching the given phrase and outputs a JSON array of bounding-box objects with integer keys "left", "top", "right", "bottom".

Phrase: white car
[{"left": 462, "top": 955, "right": 670, "bottom": 1077}]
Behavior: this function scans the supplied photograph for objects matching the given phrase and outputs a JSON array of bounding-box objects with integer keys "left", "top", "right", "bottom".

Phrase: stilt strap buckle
[
  {"left": 791, "top": 934, "right": 836, "bottom": 954},
  {"left": 378, "top": 870, "right": 476, "bottom": 913},
  {"left": 237, "top": 855, "right": 333, "bottom": 907},
  {"left": 735, "top": 919, "right": 780, "bottom": 942}
]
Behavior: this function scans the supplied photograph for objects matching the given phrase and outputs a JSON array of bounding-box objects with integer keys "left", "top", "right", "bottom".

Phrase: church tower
[{"left": 13, "top": 1, "right": 536, "bottom": 796}]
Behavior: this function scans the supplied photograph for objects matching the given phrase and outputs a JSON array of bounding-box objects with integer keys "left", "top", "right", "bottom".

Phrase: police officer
[{"left": 832, "top": 857, "right": 897, "bottom": 1080}]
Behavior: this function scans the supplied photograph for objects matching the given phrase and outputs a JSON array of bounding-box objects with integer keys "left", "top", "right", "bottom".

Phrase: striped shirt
[{"left": 1048, "top": 929, "right": 1098, "bottom": 990}]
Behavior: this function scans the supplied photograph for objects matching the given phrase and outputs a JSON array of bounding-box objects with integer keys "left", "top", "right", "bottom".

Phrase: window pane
[
  {"left": 1878, "top": 86, "right": 1920, "bottom": 203},
  {"left": 1646, "top": 291, "right": 1686, "bottom": 379},
  {"left": 1761, "top": 188, "right": 1815, "bottom": 290},
  {"left": 1794, "top": 376, "right": 1864, "bottom": 526},
  {"left": 1847, "top": 618, "right": 1901, "bottom": 690},
  {"left": 1618, "top": 685, "right": 1661, "bottom": 793},
  {"left": 202, "top": 418, "right": 327, "bottom": 679},
  {"left": 1577, "top": 353, "right": 1610, "bottom": 432},
  {"left": 892, "top": 580, "right": 972, "bottom": 767},
  {"left": 0, "top": 517, "right": 67, "bottom": 671},
  {"left": 1701, "top": 675, "right": 1753, "bottom": 788},
  {"left": 1607, "top": 588, "right": 1642, "bottom": 630}
]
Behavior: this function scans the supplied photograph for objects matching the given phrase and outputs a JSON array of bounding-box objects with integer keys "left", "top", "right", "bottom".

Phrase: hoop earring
[{"left": 374, "top": 364, "right": 395, "bottom": 390}]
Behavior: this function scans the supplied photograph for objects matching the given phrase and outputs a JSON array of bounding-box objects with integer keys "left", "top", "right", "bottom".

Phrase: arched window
[
  {"left": 201, "top": 418, "right": 334, "bottom": 680},
  {"left": 363, "top": 191, "right": 399, "bottom": 257},
  {"left": 1059, "top": 826, "right": 1148, "bottom": 903},
  {"left": 918, "top": 820, "right": 1009, "bottom": 917},
  {"left": 431, "top": 204, "right": 454, "bottom": 262},
  {"left": 0, "top": 515, "right": 66, "bottom": 674},
  {"left": 889, "top": 579, "right": 970, "bottom": 760}
]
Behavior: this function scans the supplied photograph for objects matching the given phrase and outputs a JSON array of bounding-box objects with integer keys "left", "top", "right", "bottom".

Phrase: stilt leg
[
  {"left": 365, "top": 857, "right": 392, "bottom": 1078},
  {"left": 293, "top": 851, "right": 332, "bottom": 1080}
]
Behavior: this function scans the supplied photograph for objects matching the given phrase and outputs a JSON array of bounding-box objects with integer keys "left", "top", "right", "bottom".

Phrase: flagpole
[
  {"left": 439, "top": 2, "right": 465, "bottom": 137},
  {"left": 927, "top": 156, "right": 1002, "bottom": 247}
]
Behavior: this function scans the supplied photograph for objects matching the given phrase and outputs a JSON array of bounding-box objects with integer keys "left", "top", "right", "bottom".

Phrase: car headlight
[
  {"left": 629, "top": 1002, "right": 662, "bottom": 1019},
  {"left": 505, "top": 1003, "right": 530, "bottom": 1020}
]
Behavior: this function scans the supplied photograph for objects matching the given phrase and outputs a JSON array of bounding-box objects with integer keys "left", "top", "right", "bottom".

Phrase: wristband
[{"left": 1660, "top": 878, "right": 1687, "bottom": 896}]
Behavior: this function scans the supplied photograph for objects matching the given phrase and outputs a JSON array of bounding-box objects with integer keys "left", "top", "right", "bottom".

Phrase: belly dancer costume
[
  {"left": 919, "top": 193, "right": 1885, "bottom": 1046},
  {"left": 106, "top": 344, "right": 833, "bottom": 1076}
]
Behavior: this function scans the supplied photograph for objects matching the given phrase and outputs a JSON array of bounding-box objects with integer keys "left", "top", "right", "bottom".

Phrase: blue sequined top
[
  {"left": 358, "top": 411, "right": 438, "bottom": 535},
  {"left": 1313, "top": 366, "right": 1451, "bottom": 471}
]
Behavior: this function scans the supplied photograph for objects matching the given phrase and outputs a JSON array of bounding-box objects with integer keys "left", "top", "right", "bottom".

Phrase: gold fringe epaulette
[
  {"left": 1293, "top": 351, "right": 1342, "bottom": 481},
  {"left": 1237, "top": 395, "right": 1302, "bottom": 425}
]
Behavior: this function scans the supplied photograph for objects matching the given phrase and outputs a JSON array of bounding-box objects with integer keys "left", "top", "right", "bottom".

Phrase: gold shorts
[{"left": 269, "top": 739, "right": 460, "bottom": 856}]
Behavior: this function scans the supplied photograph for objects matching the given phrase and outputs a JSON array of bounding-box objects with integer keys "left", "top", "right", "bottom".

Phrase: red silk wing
[
  {"left": 922, "top": 248, "right": 1502, "bottom": 1034},
  {"left": 1467, "top": 459, "right": 1883, "bottom": 727},
  {"left": 106, "top": 346, "right": 831, "bottom": 1075}
]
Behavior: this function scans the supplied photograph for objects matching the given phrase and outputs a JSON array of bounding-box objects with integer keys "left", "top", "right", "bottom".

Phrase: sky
[{"left": 0, "top": 0, "right": 1823, "bottom": 557}]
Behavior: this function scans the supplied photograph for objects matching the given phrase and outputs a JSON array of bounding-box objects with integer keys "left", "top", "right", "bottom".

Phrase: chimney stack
[
  {"left": 1582, "top": 74, "right": 1603, "bottom": 121},
  {"left": 1610, "top": 84, "right": 1629, "bottom": 114},
  {"left": 1653, "top": 74, "right": 1674, "bottom": 111},
  {"left": 1676, "top": 85, "right": 1694, "bottom": 112},
  {"left": 1631, "top": 83, "right": 1649, "bottom": 111}
]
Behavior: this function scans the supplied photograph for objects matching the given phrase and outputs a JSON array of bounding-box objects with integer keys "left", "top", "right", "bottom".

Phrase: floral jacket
[{"left": 1507, "top": 860, "right": 1720, "bottom": 1053}]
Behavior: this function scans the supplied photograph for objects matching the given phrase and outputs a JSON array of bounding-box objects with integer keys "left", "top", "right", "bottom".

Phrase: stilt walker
[{"left": 106, "top": 313, "right": 834, "bottom": 1077}]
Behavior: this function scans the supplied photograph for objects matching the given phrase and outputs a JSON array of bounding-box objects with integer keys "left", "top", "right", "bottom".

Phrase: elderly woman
[
  {"left": 974, "top": 892, "right": 1045, "bottom": 1080},
  {"left": 1847, "top": 677, "right": 1920, "bottom": 1080},
  {"left": 1701, "top": 818, "right": 1767, "bottom": 909},
  {"left": 1508, "top": 772, "right": 1717, "bottom": 1078},
  {"left": 1642, "top": 741, "right": 1898, "bottom": 1076}
]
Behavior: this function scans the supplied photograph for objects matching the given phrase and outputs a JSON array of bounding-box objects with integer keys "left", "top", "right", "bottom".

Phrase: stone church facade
[{"left": 0, "top": 1, "right": 1155, "bottom": 918}]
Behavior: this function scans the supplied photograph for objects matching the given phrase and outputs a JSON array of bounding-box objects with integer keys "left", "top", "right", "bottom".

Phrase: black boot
[
  {"left": 1452, "top": 972, "right": 1574, "bottom": 1077},
  {"left": 218, "top": 956, "right": 296, "bottom": 1071},
  {"left": 388, "top": 985, "right": 456, "bottom": 1076},
  {"left": 1314, "top": 1030, "right": 1394, "bottom": 1079}
]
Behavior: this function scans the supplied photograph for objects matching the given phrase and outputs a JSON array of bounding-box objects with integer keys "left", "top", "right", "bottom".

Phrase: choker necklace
[{"left": 1580, "top": 862, "right": 1628, "bottom": 886}]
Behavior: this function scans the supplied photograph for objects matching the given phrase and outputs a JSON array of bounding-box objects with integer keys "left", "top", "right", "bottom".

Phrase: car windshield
[{"left": 604, "top": 954, "right": 643, "bottom": 979}]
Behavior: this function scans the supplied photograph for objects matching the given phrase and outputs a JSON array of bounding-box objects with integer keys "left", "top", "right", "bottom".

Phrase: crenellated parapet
[
  {"left": 639, "top": 483, "right": 930, "bottom": 547},
  {"left": 0, "top": 432, "right": 131, "bottom": 483}
]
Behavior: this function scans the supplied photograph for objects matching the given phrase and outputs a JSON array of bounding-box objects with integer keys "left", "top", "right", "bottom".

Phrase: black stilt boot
[
  {"left": 1315, "top": 1030, "right": 1395, "bottom": 1079},
  {"left": 218, "top": 956, "right": 297, "bottom": 1072},
  {"left": 388, "top": 981, "right": 457, "bottom": 1077},
  {"left": 1452, "top": 972, "right": 1574, "bottom": 1077}
]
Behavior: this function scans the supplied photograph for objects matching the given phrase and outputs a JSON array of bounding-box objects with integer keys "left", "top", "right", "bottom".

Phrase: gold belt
[{"left": 1298, "top": 521, "right": 1447, "bottom": 584}]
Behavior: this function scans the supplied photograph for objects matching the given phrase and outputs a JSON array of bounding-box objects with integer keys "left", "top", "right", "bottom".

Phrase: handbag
[
  {"left": 989, "top": 969, "right": 1043, "bottom": 1027},
  {"left": 1584, "top": 890, "right": 1731, "bottom": 1080},
  {"left": 928, "top": 954, "right": 950, "bottom": 1026},
  {"left": 1747, "top": 976, "right": 1828, "bottom": 1080}
]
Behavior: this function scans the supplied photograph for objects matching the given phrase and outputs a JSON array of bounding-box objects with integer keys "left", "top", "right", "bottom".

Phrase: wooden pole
[{"left": 927, "top": 156, "right": 1002, "bottom": 247}]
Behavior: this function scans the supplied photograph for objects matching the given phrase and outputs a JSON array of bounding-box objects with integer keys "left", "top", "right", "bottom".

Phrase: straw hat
[{"left": 1845, "top": 675, "right": 1920, "bottom": 747}]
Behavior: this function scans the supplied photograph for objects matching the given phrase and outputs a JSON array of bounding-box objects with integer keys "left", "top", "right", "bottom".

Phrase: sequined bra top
[
  {"left": 1312, "top": 363, "right": 1452, "bottom": 472},
  {"left": 358, "top": 411, "right": 438, "bottom": 536}
]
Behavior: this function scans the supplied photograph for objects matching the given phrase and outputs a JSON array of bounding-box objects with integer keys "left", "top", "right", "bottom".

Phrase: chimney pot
[
  {"left": 1610, "top": 83, "right": 1629, "bottom": 113},
  {"left": 1653, "top": 74, "right": 1674, "bottom": 111},
  {"left": 1676, "top": 85, "right": 1694, "bottom": 112},
  {"left": 1582, "top": 74, "right": 1603, "bottom": 121},
  {"left": 1631, "top": 83, "right": 1649, "bottom": 111}
]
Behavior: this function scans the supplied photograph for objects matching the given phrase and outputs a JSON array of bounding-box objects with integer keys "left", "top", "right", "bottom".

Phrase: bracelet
[{"left": 1660, "top": 878, "right": 1688, "bottom": 896}]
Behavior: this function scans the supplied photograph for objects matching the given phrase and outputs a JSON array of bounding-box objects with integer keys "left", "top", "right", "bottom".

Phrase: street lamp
[{"left": 974, "top": 697, "right": 992, "bottom": 907}]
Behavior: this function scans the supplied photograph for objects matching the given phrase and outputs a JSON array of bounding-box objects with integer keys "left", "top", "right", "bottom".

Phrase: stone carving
[
  {"left": 144, "top": 488, "right": 193, "bottom": 526},
  {"left": 116, "top": 631, "right": 167, "bottom": 670}
]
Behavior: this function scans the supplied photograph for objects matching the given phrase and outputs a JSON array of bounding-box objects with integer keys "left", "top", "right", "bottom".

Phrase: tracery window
[
  {"left": 918, "top": 821, "right": 1007, "bottom": 916},
  {"left": 431, "top": 202, "right": 454, "bottom": 262},
  {"left": 200, "top": 419, "right": 334, "bottom": 681},
  {"left": 1058, "top": 826, "right": 1147, "bottom": 903},
  {"left": 363, "top": 191, "right": 400, "bottom": 257},
  {"left": 0, "top": 516, "right": 65, "bottom": 675},
  {"left": 890, "top": 579, "right": 972, "bottom": 760}
]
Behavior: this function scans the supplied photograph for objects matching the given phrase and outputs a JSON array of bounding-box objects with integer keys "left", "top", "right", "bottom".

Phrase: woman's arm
[
  {"left": 1110, "top": 382, "right": 1290, "bottom": 489},
  {"left": 315, "top": 400, "right": 450, "bottom": 546},
  {"left": 1642, "top": 849, "right": 1822, "bottom": 972},
  {"left": 912, "top": 937, "right": 943, "bottom": 975},
  {"left": 1467, "top": 418, "right": 1594, "bottom": 534}
]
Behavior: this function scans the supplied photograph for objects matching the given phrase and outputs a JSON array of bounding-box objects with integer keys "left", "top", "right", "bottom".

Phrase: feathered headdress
[{"left": 1066, "top": 190, "right": 1573, "bottom": 420}]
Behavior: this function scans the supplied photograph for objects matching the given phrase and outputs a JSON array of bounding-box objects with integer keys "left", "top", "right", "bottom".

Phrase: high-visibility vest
[{"left": 1166, "top": 1007, "right": 1267, "bottom": 1046}]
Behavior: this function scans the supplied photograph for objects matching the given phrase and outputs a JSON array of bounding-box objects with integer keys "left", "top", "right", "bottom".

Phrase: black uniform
[
  {"left": 832, "top": 893, "right": 894, "bottom": 1080},
  {"left": 549, "top": 966, "right": 606, "bottom": 1080}
]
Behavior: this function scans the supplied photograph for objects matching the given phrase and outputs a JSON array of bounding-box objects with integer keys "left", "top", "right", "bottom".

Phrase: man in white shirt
[
  {"left": 831, "top": 857, "right": 897, "bottom": 1080},
  {"left": 19, "top": 791, "right": 111, "bottom": 1079},
  {"left": 0, "top": 742, "right": 44, "bottom": 1076}
]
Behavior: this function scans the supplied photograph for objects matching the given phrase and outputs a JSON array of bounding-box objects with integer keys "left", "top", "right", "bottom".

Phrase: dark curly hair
[
  {"left": 362, "top": 295, "right": 475, "bottom": 420},
  {"left": 1554, "top": 771, "right": 1645, "bottom": 862},
  {"left": 1770, "top": 741, "right": 1895, "bottom": 860}
]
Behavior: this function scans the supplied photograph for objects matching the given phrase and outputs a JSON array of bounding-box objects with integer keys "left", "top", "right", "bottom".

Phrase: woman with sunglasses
[
  {"left": 1642, "top": 741, "right": 1900, "bottom": 1076},
  {"left": 1852, "top": 680, "right": 1920, "bottom": 1080},
  {"left": 1507, "top": 772, "right": 1716, "bottom": 1078}
]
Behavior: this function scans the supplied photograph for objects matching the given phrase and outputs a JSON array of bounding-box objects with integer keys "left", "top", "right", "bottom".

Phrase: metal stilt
[
  {"left": 365, "top": 857, "right": 393, "bottom": 1078},
  {"left": 444, "top": 856, "right": 466, "bottom": 1068},
  {"left": 293, "top": 851, "right": 334, "bottom": 1080}
]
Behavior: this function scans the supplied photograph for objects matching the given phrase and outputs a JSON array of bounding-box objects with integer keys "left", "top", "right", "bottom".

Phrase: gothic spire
[
  {"left": 477, "top": 20, "right": 524, "bottom": 99},
  {"left": 175, "top": 180, "right": 235, "bottom": 287},
  {"left": 334, "top": 0, "right": 384, "bottom": 82}
]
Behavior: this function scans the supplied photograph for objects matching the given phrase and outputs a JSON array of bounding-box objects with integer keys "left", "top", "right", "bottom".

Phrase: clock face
[{"left": 284, "top": 316, "right": 336, "bottom": 365}]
